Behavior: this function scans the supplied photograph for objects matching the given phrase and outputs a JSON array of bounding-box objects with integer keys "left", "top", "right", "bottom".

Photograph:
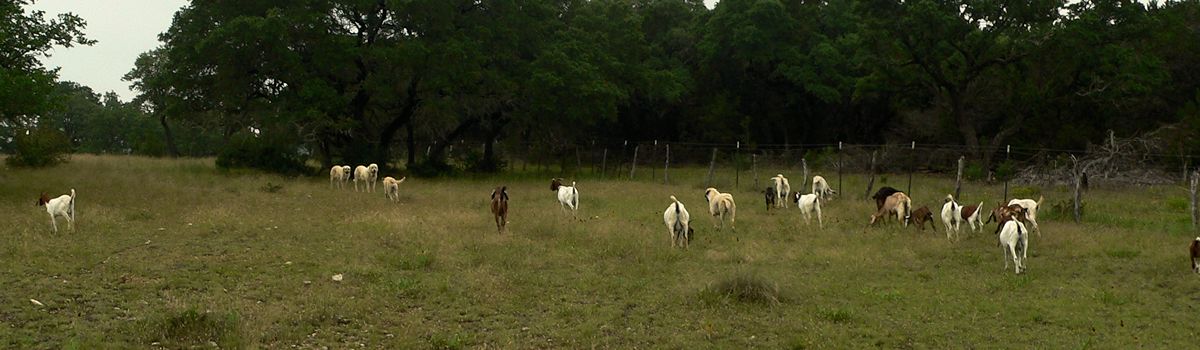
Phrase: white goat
[
  {"left": 770, "top": 174, "right": 791, "bottom": 208},
  {"left": 998, "top": 220, "right": 1029, "bottom": 274},
  {"left": 812, "top": 175, "right": 836, "bottom": 200},
  {"left": 703, "top": 187, "right": 736, "bottom": 230},
  {"left": 330, "top": 165, "right": 347, "bottom": 189},
  {"left": 37, "top": 189, "right": 75, "bottom": 232},
  {"left": 550, "top": 178, "right": 579, "bottom": 218},
  {"left": 1008, "top": 195, "right": 1044, "bottom": 234},
  {"left": 941, "top": 194, "right": 961, "bottom": 239},
  {"left": 663, "top": 195, "right": 693, "bottom": 248},
  {"left": 793, "top": 193, "right": 822, "bottom": 228},
  {"left": 382, "top": 176, "right": 406, "bottom": 202}
]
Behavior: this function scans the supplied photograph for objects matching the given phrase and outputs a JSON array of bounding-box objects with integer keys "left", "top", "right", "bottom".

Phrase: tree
[{"left": 0, "top": 0, "right": 93, "bottom": 125}]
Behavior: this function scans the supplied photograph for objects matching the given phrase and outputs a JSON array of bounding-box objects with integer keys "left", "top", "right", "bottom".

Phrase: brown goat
[
  {"left": 490, "top": 186, "right": 509, "bottom": 234},
  {"left": 870, "top": 192, "right": 911, "bottom": 227},
  {"left": 910, "top": 206, "right": 936, "bottom": 231},
  {"left": 872, "top": 187, "right": 902, "bottom": 210}
]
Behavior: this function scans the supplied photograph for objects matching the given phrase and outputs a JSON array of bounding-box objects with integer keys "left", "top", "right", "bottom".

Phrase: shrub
[
  {"left": 5, "top": 127, "right": 71, "bottom": 167},
  {"left": 700, "top": 271, "right": 782, "bottom": 305},
  {"left": 216, "top": 132, "right": 309, "bottom": 175}
]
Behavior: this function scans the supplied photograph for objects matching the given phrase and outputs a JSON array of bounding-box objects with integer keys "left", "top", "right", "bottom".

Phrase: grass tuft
[
  {"left": 701, "top": 271, "right": 783, "bottom": 305},
  {"left": 141, "top": 308, "right": 242, "bottom": 348}
]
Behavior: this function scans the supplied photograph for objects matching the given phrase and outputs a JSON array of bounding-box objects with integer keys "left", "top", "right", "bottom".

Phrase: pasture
[{"left": 2, "top": 155, "right": 1198, "bottom": 348}]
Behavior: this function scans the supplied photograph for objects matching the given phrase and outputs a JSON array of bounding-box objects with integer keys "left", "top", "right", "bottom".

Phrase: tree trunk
[
  {"left": 426, "top": 117, "right": 480, "bottom": 165},
  {"left": 406, "top": 122, "right": 416, "bottom": 167},
  {"left": 373, "top": 79, "right": 421, "bottom": 171},
  {"left": 159, "top": 114, "right": 179, "bottom": 157}
]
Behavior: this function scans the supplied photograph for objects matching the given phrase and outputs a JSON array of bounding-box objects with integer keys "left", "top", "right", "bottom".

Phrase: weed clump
[{"left": 701, "top": 271, "right": 782, "bottom": 305}]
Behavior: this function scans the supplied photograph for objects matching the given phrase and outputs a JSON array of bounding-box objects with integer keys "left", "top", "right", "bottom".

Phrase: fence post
[
  {"left": 1074, "top": 171, "right": 1084, "bottom": 223},
  {"left": 575, "top": 147, "right": 582, "bottom": 177},
  {"left": 908, "top": 141, "right": 915, "bottom": 196},
  {"left": 1191, "top": 170, "right": 1199, "bottom": 229},
  {"left": 600, "top": 148, "right": 608, "bottom": 179},
  {"left": 651, "top": 140, "right": 658, "bottom": 181},
  {"left": 707, "top": 148, "right": 718, "bottom": 187},
  {"left": 752, "top": 154, "right": 758, "bottom": 191},
  {"left": 735, "top": 141, "right": 741, "bottom": 188},
  {"left": 663, "top": 144, "right": 671, "bottom": 185},
  {"left": 629, "top": 145, "right": 639, "bottom": 180},
  {"left": 864, "top": 150, "right": 877, "bottom": 200},
  {"left": 838, "top": 142, "right": 843, "bottom": 196},
  {"left": 801, "top": 158, "right": 809, "bottom": 194},
  {"left": 954, "top": 156, "right": 965, "bottom": 200}
]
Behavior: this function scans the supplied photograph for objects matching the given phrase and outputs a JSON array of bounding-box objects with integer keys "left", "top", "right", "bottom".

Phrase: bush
[
  {"left": 699, "top": 271, "right": 783, "bottom": 305},
  {"left": 5, "top": 127, "right": 70, "bottom": 167},
  {"left": 216, "top": 132, "right": 309, "bottom": 175}
]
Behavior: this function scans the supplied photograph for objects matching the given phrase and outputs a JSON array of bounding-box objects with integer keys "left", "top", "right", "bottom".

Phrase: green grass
[{"left": 3, "top": 154, "right": 1200, "bottom": 348}]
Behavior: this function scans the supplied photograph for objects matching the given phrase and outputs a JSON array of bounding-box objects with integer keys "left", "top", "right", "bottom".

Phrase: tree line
[{"left": 5, "top": 0, "right": 1200, "bottom": 174}]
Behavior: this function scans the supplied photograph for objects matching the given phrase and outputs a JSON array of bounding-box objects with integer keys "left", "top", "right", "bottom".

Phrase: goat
[
  {"left": 382, "top": 176, "right": 406, "bottom": 202},
  {"left": 703, "top": 187, "right": 737, "bottom": 230},
  {"left": 550, "top": 178, "right": 580, "bottom": 218},
  {"left": 910, "top": 206, "right": 936, "bottom": 232},
  {"left": 664, "top": 195, "right": 694, "bottom": 248},
  {"left": 37, "top": 189, "right": 75, "bottom": 232},
  {"left": 960, "top": 202, "right": 985, "bottom": 232},
  {"left": 870, "top": 192, "right": 911, "bottom": 227},
  {"left": 1191, "top": 237, "right": 1200, "bottom": 274},
  {"left": 763, "top": 186, "right": 777, "bottom": 211},
  {"left": 770, "top": 174, "right": 791, "bottom": 208},
  {"left": 330, "top": 165, "right": 347, "bottom": 189},
  {"left": 1008, "top": 195, "right": 1044, "bottom": 234},
  {"left": 812, "top": 175, "right": 836, "bottom": 200},
  {"left": 872, "top": 187, "right": 902, "bottom": 210},
  {"left": 998, "top": 220, "right": 1029, "bottom": 274},
  {"left": 793, "top": 193, "right": 823, "bottom": 228},
  {"left": 986, "top": 204, "right": 1030, "bottom": 236},
  {"left": 491, "top": 186, "right": 509, "bottom": 234},
  {"left": 941, "top": 194, "right": 961, "bottom": 239}
]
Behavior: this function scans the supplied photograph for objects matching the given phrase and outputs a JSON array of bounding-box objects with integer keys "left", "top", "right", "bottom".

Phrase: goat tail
[{"left": 572, "top": 187, "right": 579, "bottom": 209}]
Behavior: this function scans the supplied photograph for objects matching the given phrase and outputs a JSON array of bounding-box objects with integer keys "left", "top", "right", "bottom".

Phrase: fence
[{"left": 471, "top": 138, "right": 1200, "bottom": 228}]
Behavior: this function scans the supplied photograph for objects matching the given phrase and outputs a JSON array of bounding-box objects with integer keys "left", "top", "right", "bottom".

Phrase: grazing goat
[
  {"left": 550, "top": 178, "right": 580, "bottom": 218},
  {"left": 763, "top": 186, "right": 777, "bottom": 211},
  {"left": 330, "top": 165, "right": 348, "bottom": 189},
  {"left": 792, "top": 193, "right": 822, "bottom": 228},
  {"left": 1191, "top": 238, "right": 1200, "bottom": 274},
  {"left": 870, "top": 192, "right": 911, "bottom": 227},
  {"left": 1008, "top": 196, "right": 1044, "bottom": 234},
  {"left": 812, "top": 175, "right": 836, "bottom": 200},
  {"left": 960, "top": 202, "right": 985, "bottom": 232},
  {"left": 986, "top": 204, "right": 1030, "bottom": 236},
  {"left": 491, "top": 186, "right": 509, "bottom": 234},
  {"left": 998, "top": 220, "right": 1029, "bottom": 274},
  {"left": 941, "top": 194, "right": 961, "bottom": 238},
  {"left": 872, "top": 187, "right": 902, "bottom": 210},
  {"left": 910, "top": 206, "right": 936, "bottom": 232},
  {"left": 37, "top": 189, "right": 75, "bottom": 232},
  {"left": 703, "top": 188, "right": 736, "bottom": 230},
  {"left": 664, "top": 195, "right": 694, "bottom": 248},
  {"left": 382, "top": 176, "right": 405, "bottom": 202},
  {"left": 771, "top": 174, "right": 791, "bottom": 208}
]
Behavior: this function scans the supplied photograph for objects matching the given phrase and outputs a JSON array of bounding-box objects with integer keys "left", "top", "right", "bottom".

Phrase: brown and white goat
[
  {"left": 491, "top": 186, "right": 509, "bottom": 234},
  {"left": 1190, "top": 237, "right": 1200, "bottom": 274},
  {"left": 986, "top": 204, "right": 1029, "bottom": 236},
  {"left": 910, "top": 206, "right": 936, "bottom": 232},
  {"left": 870, "top": 192, "right": 911, "bottom": 227}
]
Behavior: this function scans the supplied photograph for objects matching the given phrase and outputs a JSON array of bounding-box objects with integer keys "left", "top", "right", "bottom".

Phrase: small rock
[
  {"left": 303, "top": 280, "right": 312, "bottom": 285},
  {"left": 285, "top": 261, "right": 292, "bottom": 265},
  {"left": 332, "top": 274, "right": 344, "bottom": 282},
  {"left": 29, "top": 299, "right": 43, "bottom": 306}
]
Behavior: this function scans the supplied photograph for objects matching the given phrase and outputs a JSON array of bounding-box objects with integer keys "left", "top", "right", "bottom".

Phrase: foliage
[
  {"left": 5, "top": 127, "right": 70, "bottom": 167},
  {"left": 0, "top": 0, "right": 93, "bottom": 125},
  {"left": 216, "top": 132, "right": 309, "bottom": 175}
]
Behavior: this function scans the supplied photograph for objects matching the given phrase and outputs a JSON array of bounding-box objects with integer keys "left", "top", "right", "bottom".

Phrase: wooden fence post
[
  {"left": 600, "top": 148, "right": 608, "bottom": 179},
  {"left": 1191, "top": 170, "right": 1199, "bottom": 229},
  {"left": 801, "top": 158, "right": 809, "bottom": 194},
  {"left": 663, "top": 144, "right": 671, "bottom": 185},
  {"left": 735, "top": 142, "right": 741, "bottom": 188},
  {"left": 955, "top": 156, "right": 964, "bottom": 199},
  {"left": 864, "top": 150, "right": 877, "bottom": 200},
  {"left": 629, "top": 145, "right": 639, "bottom": 180},
  {"left": 837, "top": 142, "right": 843, "bottom": 196},
  {"left": 908, "top": 141, "right": 915, "bottom": 196},
  {"left": 706, "top": 148, "right": 718, "bottom": 187}
]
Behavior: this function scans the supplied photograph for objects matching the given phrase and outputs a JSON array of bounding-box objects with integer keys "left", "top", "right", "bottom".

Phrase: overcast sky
[{"left": 33, "top": 0, "right": 719, "bottom": 102}]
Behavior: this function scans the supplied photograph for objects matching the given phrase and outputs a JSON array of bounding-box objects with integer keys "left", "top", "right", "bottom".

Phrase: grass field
[{"left": 2, "top": 155, "right": 1199, "bottom": 348}]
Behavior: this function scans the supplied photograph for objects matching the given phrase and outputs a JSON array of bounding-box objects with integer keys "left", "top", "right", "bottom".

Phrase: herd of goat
[{"left": 30, "top": 166, "right": 1200, "bottom": 276}]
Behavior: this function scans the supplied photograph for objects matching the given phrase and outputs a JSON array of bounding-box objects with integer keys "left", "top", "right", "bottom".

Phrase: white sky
[
  {"left": 32, "top": 0, "right": 717, "bottom": 102},
  {"left": 31, "top": 0, "right": 188, "bottom": 101}
]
